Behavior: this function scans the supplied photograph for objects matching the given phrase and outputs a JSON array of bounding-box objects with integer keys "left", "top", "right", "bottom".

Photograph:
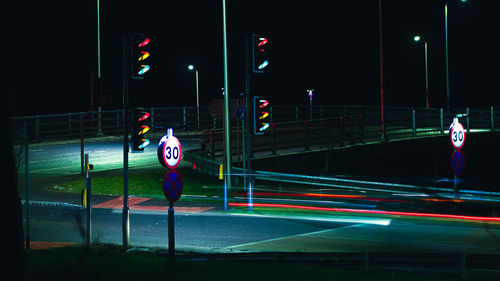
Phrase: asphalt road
[
  {"left": 24, "top": 203, "right": 500, "bottom": 254},
  {"left": 17, "top": 135, "right": 200, "bottom": 177}
]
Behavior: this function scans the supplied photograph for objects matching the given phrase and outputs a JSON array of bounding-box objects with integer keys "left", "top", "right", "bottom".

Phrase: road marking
[
  {"left": 92, "top": 196, "right": 214, "bottom": 213},
  {"left": 228, "top": 223, "right": 363, "bottom": 249}
]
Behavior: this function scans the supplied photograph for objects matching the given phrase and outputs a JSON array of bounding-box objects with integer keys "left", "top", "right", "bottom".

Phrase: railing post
[
  {"left": 295, "top": 106, "right": 299, "bottom": 122},
  {"left": 97, "top": 106, "right": 104, "bottom": 137},
  {"left": 466, "top": 107, "right": 470, "bottom": 133},
  {"left": 304, "top": 120, "right": 309, "bottom": 150},
  {"left": 412, "top": 110, "right": 416, "bottom": 137},
  {"left": 440, "top": 108, "right": 444, "bottom": 134},
  {"left": 360, "top": 113, "right": 365, "bottom": 143},
  {"left": 210, "top": 129, "right": 215, "bottom": 161},
  {"left": 491, "top": 106, "right": 495, "bottom": 131}
]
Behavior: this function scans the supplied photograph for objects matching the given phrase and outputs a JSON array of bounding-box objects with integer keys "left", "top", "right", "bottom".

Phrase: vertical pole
[
  {"left": 295, "top": 106, "right": 299, "bottom": 122},
  {"left": 222, "top": 0, "right": 232, "bottom": 211},
  {"left": 412, "top": 110, "right": 416, "bottom": 137},
  {"left": 85, "top": 154, "right": 92, "bottom": 247},
  {"left": 424, "top": 41, "right": 429, "bottom": 109},
  {"left": 196, "top": 69, "right": 200, "bottom": 129},
  {"left": 379, "top": 0, "right": 387, "bottom": 142},
  {"left": 245, "top": 35, "right": 253, "bottom": 211},
  {"left": 97, "top": 106, "right": 104, "bottom": 136},
  {"left": 491, "top": 106, "right": 495, "bottom": 131},
  {"left": 440, "top": 108, "right": 444, "bottom": 134},
  {"left": 24, "top": 122, "right": 30, "bottom": 250},
  {"left": 168, "top": 201, "right": 175, "bottom": 257},
  {"left": 445, "top": 2, "right": 450, "bottom": 109},
  {"left": 122, "top": 34, "right": 130, "bottom": 249},
  {"left": 466, "top": 107, "right": 470, "bottom": 133}
]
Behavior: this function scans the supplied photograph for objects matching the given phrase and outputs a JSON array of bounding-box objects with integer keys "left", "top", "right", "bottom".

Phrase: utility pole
[
  {"left": 222, "top": 0, "right": 232, "bottom": 211},
  {"left": 122, "top": 34, "right": 130, "bottom": 248}
]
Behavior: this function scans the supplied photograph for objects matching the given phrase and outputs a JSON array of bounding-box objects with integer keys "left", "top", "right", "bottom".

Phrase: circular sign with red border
[
  {"left": 450, "top": 122, "right": 465, "bottom": 150},
  {"left": 163, "top": 170, "right": 183, "bottom": 202},
  {"left": 451, "top": 149, "right": 466, "bottom": 176},
  {"left": 162, "top": 136, "right": 182, "bottom": 169}
]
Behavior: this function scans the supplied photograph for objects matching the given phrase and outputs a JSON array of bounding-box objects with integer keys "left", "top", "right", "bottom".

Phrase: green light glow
[{"left": 413, "top": 35, "right": 421, "bottom": 42}]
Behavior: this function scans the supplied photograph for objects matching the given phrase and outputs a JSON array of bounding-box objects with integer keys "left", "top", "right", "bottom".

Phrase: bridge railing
[
  {"left": 10, "top": 105, "right": 498, "bottom": 147},
  {"left": 200, "top": 106, "right": 498, "bottom": 160}
]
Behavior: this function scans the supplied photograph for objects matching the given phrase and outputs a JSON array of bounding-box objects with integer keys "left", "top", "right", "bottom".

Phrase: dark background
[{"left": 3, "top": 0, "right": 499, "bottom": 116}]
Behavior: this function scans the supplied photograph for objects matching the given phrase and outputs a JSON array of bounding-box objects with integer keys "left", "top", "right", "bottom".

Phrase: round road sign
[
  {"left": 158, "top": 135, "right": 182, "bottom": 169},
  {"left": 163, "top": 170, "right": 183, "bottom": 202},
  {"left": 450, "top": 122, "right": 465, "bottom": 150},
  {"left": 451, "top": 150, "right": 466, "bottom": 176}
]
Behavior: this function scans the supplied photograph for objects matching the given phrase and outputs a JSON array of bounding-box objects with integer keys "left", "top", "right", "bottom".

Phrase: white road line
[{"left": 228, "top": 223, "right": 364, "bottom": 249}]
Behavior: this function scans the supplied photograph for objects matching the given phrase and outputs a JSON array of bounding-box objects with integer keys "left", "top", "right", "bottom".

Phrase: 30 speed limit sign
[
  {"left": 158, "top": 135, "right": 182, "bottom": 169},
  {"left": 450, "top": 122, "right": 465, "bottom": 150}
]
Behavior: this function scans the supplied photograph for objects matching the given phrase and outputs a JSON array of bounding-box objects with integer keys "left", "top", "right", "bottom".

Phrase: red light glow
[
  {"left": 228, "top": 202, "right": 500, "bottom": 222},
  {"left": 138, "top": 112, "right": 150, "bottom": 122},
  {"left": 138, "top": 38, "right": 150, "bottom": 48},
  {"left": 258, "top": 38, "right": 268, "bottom": 47}
]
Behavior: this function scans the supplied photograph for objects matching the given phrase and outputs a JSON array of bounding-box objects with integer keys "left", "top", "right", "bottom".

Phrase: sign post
[
  {"left": 158, "top": 129, "right": 183, "bottom": 257},
  {"left": 449, "top": 118, "right": 466, "bottom": 194}
]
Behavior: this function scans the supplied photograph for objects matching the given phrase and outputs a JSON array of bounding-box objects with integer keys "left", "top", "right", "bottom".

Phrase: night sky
[{"left": 3, "top": 0, "right": 500, "bottom": 116}]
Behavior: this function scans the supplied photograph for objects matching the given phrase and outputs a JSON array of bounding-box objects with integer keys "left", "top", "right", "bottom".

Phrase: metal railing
[
  {"left": 200, "top": 106, "right": 498, "bottom": 159},
  {"left": 10, "top": 105, "right": 498, "bottom": 147}
]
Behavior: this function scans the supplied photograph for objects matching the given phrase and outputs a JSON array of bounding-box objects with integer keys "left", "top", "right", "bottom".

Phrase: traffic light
[
  {"left": 131, "top": 33, "right": 151, "bottom": 79},
  {"left": 132, "top": 108, "right": 151, "bottom": 152},
  {"left": 253, "top": 96, "right": 270, "bottom": 135},
  {"left": 252, "top": 34, "right": 269, "bottom": 73}
]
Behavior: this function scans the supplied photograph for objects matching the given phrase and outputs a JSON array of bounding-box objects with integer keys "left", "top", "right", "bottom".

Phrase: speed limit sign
[
  {"left": 158, "top": 135, "right": 182, "bottom": 169},
  {"left": 450, "top": 122, "right": 465, "bottom": 150}
]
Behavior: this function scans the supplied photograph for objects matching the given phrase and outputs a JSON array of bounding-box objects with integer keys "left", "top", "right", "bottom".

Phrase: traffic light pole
[
  {"left": 122, "top": 34, "right": 130, "bottom": 248},
  {"left": 245, "top": 35, "right": 254, "bottom": 211}
]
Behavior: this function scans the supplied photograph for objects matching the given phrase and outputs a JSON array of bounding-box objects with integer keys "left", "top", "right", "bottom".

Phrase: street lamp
[
  {"left": 307, "top": 89, "right": 314, "bottom": 120},
  {"left": 187, "top": 65, "right": 200, "bottom": 128},
  {"left": 413, "top": 35, "right": 430, "bottom": 108}
]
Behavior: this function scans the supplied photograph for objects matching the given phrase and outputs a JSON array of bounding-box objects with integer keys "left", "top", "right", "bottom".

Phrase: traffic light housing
[
  {"left": 253, "top": 96, "right": 270, "bottom": 135},
  {"left": 252, "top": 34, "right": 269, "bottom": 73},
  {"left": 131, "top": 33, "right": 151, "bottom": 80},
  {"left": 132, "top": 108, "right": 151, "bottom": 152}
]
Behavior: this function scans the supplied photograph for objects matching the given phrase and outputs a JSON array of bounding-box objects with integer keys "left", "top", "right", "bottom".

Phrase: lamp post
[
  {"left": 413, "top": 35, "right": 429, "bottom": 108},
  {"left": 307, "top": 89, "right": 314, "bottom": 120},
  {"left": 188, "top": 65, "right": 200, "bottom": 128}
]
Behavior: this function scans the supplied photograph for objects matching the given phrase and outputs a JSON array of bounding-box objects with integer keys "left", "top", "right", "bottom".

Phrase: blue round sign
[
  {"left": 451, "top": 150, "right": 466, "bottom": 176},
  {"left": 236, "top": 106, "right": 247, "bottom": 121},
  {"left": 163, "top": 170, "right": 183, "bottom": 202}
]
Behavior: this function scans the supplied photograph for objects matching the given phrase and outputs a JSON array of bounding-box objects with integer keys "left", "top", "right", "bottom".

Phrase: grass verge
[{"left": 25, "top": 246, "right": 458, "bottom": 281}]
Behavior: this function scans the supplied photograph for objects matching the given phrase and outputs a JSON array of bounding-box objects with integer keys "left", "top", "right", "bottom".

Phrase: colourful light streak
[
  {"left": 259, "top": 100, "right": 269, "bottom": 108},
  {"left": 238, "top": 192, "right": 406, "bottom": 203},
  {"left": 138, "top": 112, "right": 150, "bottom": 122},
  {"left": 138, "top": 65, "right": 150, "bottom": 75},
  {"left": 259, "top": 123, "right": 270, "bottom": 131},
  {"left": 228, "top": 203, "right": 500, "bottom": 222},
  {"left": 259, "top": 112, "right": 269, "bottom": 119},
  {"left": 138, "top": 51, "right": 150, "bottom": 61},
  {"left": 138, "top": 139, "right": 150, "bottom": 149},
  {"left": 138, "top": 125, "right": 150, "bottom": 135},
  {"left": 257, "top": 37, "right": 268, "bottom": 46},
  {"left": 138, "top": 38, "right": 150, "bottom": 48}
]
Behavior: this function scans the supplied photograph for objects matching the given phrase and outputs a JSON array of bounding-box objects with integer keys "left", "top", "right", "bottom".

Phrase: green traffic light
[{"left": 413, "top": 35, "right": 421, "bottom": 42}]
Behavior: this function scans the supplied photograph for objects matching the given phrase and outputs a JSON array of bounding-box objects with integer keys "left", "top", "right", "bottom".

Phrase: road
[
  {"left": 16, "top": 134, "right": 200, "bottom": 177},
  {"left": 25, "top": 203, "right": 500, "bottom": 254}
]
